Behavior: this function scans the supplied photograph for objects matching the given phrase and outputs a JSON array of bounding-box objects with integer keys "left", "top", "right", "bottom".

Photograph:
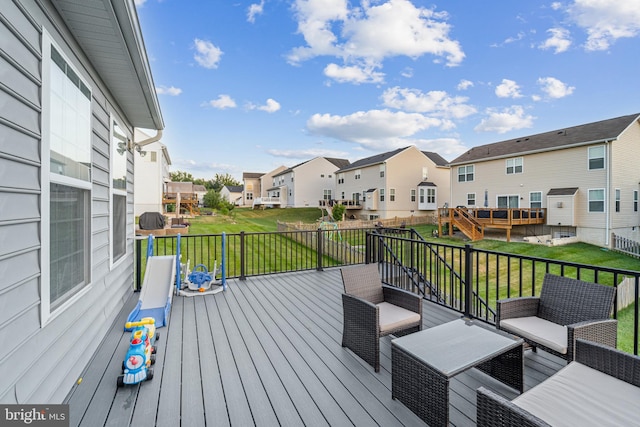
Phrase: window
[
  {"left": 506, "top": 157, "right": 523, "bottom": 174},
  {"left": 44, "top": 39, "right": 92, "bottom": 315},
  {"left": 410, "top": 189, "right": 416, "bottom": 202},
  {"left": 246, "top": 192, "right": 253, "bottom": 200},
  {"left": 422, "top": 167, "right": 428, "bottom": 180},
  {"left": 389, "top": 188, "right": 395, "bottom": 202},
  {"left": 111, "top": 121, "right": 127, "bottom": 264},
  {"left": 588, "top": 146, "right": 605, "bottom": 170},
  {"left": 427, "top": 188, "right": 436, "bottom": 204},
  {"left": 497, "top": 195, "right": 519, "bottom": 208},
  {"left": 634, "top": 190, "right": 638, "bottom": 212},
  {"left": 355, "top": 169, "right": 361, "bottom": 180},
  {"left": 341, "top": 192, "right": 345, "bottom": 199},
  {"left": 338, "top": 173, "right": 344, "bottom": 184},
  {"left": 467, "top": 193, "right": 476, "bottom": 206},
  {"left": 320, "top": 174, "right": 325, "bottom": 178},
  {"left": 380, "top": 189, "right": 385, "bottom": 202},
  {"left": 150, "top": 151, "right": 157, "bottom": 162},
  {"left": 615, "top": 189, "right": 621, "bottom": 212},
  {"left": 379, "top": 165, "right": 385, "bottom": 178},
  {"left": 323, "top": 189, "right": 332, "bottom": 200},
  {"left": 530, "top": 191, "right": 542, "bottom": 209},
  {"left": 419, "top": 188, "right": 425, "bottom": 203},
  {"left": 458, "top": 165, "right": 474, "bottom": 182},
  {"left": 588, "top": 189, "right": 605, "bottom": 212}
]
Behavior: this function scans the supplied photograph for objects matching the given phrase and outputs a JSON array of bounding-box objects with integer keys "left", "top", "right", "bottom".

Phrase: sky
[{"left": 134, "top": 0, "right": 640, "bottom": 181}]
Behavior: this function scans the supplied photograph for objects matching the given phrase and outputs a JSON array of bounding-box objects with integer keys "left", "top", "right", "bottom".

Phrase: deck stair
[{"left": 451, "top": 207, "right": 484, "bottom": 241}]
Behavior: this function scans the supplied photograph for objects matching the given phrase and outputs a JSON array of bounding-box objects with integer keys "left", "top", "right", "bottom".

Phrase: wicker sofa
[
  {"left": 477, "top": 339, "right": 640, "bottom": 427},
  {"left": 341, "top": 263, "right": 422, "bottom": 372},
  {"left": 496, "top": 273, "right": 617, "bottom": 361}
]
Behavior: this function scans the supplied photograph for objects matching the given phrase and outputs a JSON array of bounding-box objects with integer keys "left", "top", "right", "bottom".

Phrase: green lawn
[{"left": 188, "top": 207, "right": 323, "bottom": 233}]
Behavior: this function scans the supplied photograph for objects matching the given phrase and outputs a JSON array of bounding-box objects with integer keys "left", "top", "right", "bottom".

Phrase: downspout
[
  {"left": 605, "top": 140, "right": 611, "bottom": 246},
  {"left": 134, "top": 128, "right": 163, "bottom": 147}
]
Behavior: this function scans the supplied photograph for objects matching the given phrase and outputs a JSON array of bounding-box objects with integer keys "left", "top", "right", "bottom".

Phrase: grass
[{"left": 188, "top": 207, "right": 323, "bottom": 233}]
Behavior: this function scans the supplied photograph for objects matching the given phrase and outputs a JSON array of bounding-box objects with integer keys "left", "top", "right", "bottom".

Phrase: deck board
[{"left": 66, "top": 268, "right": 565, "bottom": 426}]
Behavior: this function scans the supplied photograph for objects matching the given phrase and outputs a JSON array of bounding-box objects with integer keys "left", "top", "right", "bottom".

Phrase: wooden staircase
[{"left": 450, "top": 207, "right": 484, "bottom": 241}]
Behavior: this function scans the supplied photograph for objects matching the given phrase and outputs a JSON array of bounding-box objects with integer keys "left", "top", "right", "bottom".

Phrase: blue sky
[{"left": 134, "top": 0, "right": 640, "bottom": 181}]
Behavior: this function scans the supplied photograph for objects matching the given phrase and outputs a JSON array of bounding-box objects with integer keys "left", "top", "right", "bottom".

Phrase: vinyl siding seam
[
  {"left": 0, "top": 9, "right": 42, "bottom": 60},
  {"left": 0, "top": 152, "right": 40, "bottom": 168},
  {"left": 0, "top": 116, "right": 40, "bottom": 140},
  {"left": 0, "top": 48, "right": 41, "bottom": 86}
]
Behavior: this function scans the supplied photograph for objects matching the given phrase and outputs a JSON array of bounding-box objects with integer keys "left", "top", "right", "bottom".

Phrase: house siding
[
  {"left": 0, "top": 0, "right": 136, "bottom": 404},
  {"left": 610, "top": 119, "right": 640, "bottom": 242}
]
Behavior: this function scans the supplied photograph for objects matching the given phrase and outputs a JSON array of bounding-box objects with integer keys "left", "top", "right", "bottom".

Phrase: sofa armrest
[
  {"left": 342, "top": 293, "right": 379, "bottom": 333},
  {"left": 566, "top": 319, "right": 617, "bottom": 361},
  {"left": 382, "top": 285, "right": 423, "bottom": 315},
  {"left": 575, "top": 339, "right": 640, "bottom": 387},
  {"left": 497, "top": 297, "right": 540, "bottom": 324},
  {"left": 476, "top": 387, "right": 551, "bottom": 427}
]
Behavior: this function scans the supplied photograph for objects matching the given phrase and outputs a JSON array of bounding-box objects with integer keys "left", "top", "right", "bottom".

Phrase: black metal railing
[{"left": 135, "top": 227, "right": 640, "bottom": 355}]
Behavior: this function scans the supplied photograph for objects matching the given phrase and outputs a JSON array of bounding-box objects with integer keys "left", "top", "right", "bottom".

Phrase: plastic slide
[{"left": 126, "top": 255, "right": 176, "bottom": 329}]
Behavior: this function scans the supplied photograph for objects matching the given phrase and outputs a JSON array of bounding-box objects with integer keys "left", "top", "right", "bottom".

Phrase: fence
[
  {"left": 612, "top": 233, "right": 640, "bottom": 258},
  {"left": 135, "top": 227, "right": 640, "bottom": 355}
]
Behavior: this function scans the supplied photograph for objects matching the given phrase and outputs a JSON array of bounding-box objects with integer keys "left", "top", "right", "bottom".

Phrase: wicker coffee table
[{"left": 391, "top": 318, "right": 524, "bottom": 427}]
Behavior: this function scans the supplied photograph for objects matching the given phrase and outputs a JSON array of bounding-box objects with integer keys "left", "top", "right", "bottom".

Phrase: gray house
[{"left": 0, "top": 0, "right": 163, "bottom": 403}]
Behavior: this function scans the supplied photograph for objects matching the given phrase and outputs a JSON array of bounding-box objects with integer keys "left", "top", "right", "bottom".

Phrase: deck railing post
[
  {"left": 317, "top": 227, "right": 324, "bottom": 271},
  {"left": 463, "top": 244, "right": 473, "bottom": 318},
  {"left": 240, "top": 231, "right": 246, "bottom": 280}
]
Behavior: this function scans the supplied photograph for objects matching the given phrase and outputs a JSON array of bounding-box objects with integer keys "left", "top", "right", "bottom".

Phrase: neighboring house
[
  {"left": 164, "top": 182, "right": 198, "bottom": 215},
  {"left": 448, "top": 113, "right": 640, "bottom": 247},
  {"left": 220, "top": 185, "right": 243, "bottom": 205},
  {"left": 133, "top": 129, "right": 172, "bottom": 217},
  {"left": 267, "top": 157, "right": 350, "bottom": 208},
  {"left": 242, "top": 166, "right": 287, "bottom": 207},
  {"left": 193, "top": 185, "right": 207, "bottom": 206},
  {"left": 335, "top": 146, "right": 450, "bottom": 220},
  {"left": 0, "top": 0, "right": 163, "bottom": 404}
]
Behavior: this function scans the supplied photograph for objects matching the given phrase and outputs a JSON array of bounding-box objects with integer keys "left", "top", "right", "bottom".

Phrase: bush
[{"left": 332, "top": 204, "right": 346, "bottom": 222}]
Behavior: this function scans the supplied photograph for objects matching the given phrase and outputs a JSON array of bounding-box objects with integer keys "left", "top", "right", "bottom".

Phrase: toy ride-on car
[{"left": 117, "top": 317, "right": 159, "bottom": 387}]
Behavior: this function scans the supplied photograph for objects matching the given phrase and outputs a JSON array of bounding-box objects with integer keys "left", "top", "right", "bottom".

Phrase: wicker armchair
[
  {"left": 477, "top": 339, "right": 640, "bottom": 427},
  {"left": 341, "top": 263, "right": 422, "bottom": 372},
  {"left": 497, "top": 273, "right": 617, "bottom": 361}
]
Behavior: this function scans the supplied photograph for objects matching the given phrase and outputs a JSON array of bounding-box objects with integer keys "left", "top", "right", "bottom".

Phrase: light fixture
[{"left": 134, "top": 144, "right": 147, "bottom": 157}]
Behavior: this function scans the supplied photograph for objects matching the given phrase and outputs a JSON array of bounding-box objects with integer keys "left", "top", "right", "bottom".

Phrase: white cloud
[
  {"left": 401, "top": 67, "right": 414, "bottom": 78},
  {"left": 551, "top": 2, "right": 562, "bottom": 10},
  {"left": 457, "top": 79, "right": 474, "bottom": 90},
  {"left": 323, "top": 63, "right": 385, "bottom": 84},
  {"left": 568, "top": 0, "right": 640, "bottom": 51},
  {"left": 539, "top": 27, "right": 572, "bottom": 53},
  {"left": 537, "top": 77, "right": 575, "bottom": 99},
  {"left": 194, "top": 38, "right": 223, "bottom": 69},
  {"left": 306, "top": 109, "right": 450, "bottom": 151},
  {"left": 495, "top": 79, "right": 523, "bottom": 98},
  {"left": 248, "top": 0, "right": 265, "bottom": 23},
  {"left": 474, "top": 106, "right": 535, "bottom": 134},
  {"left": 248, "top": 98, "right": 281, "bottom": 113},
  {"left": 205, "top": 94, "right": 237, "bottom": 109},
  {"left": 156, "top": 85, "right": 182, "bottom": 96},
  {"left": 134, "top": 0, "right": 147, "bottom": 6},
  {"left": 381, "top": 87, "right": 476, "bottom": 119},
  {"left": 265, "top": 148, "right": 350, "bottom": 159},
  {"left": 288, "top": 0, "right": 465, "bottom": 83}
]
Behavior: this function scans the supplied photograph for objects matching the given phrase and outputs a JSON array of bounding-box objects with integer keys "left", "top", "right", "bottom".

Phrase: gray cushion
[
  {"left": 513, "top": 361, "right": 640, "bottom": 427},
  {"left": 500, "top": 316, "right": 567, "bottom": 354},
  {"left": 377, "top": 302, "right": 421, "bottom": 334}
]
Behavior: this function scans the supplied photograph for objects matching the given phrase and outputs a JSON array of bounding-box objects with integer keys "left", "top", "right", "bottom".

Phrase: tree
[
  {"left": 170, "top": 170, "right": 195, "bottom": 182},
  {"left": 332, "top": 204, "right": 346, "bottom": 222},
  {"left": 203, "top": 190, "right": 222, "bottom": 209},
  {"left": 214, "top": 173, "right": 241, "bottom": 187}
]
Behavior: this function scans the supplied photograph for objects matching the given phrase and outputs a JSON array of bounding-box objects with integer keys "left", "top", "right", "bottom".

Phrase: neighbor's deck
[{"left": 65, "top": 268, "right": 565, "bottom": 426}]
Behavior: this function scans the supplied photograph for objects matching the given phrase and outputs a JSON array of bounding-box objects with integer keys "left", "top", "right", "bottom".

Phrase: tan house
[
  {"left": 220, "top": 185, "right": 243, "bottom": 205},
  {"left": 266, "top": 157, "right": 350, "bottom": 208},
  {"left": 448, "top": 113, "right": 640, "bottom": 247},
  {"left": 241, "top": 166, "right": 287, "bottom": 207},
  {"left": 335, "top": 146, "right": 450, "bottom": 220}
]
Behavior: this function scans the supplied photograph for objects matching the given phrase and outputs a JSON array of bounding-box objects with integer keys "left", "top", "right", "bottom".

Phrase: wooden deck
[{"left": 65, "top": 268, "right": 565, "bottom": 426}]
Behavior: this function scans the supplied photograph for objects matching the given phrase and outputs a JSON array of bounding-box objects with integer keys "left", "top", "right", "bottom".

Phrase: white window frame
[
  {"left": 458, "top": 165, "right": 474, "bottom": 182},
  {"left": 389, "top": 188, "right": 395, "bottom": 202},
  {"left": 497, "top": 195, "right": 520, "bottom": 208},
  {"left": 355, "top": 169, "right": 361, "bottom": 180},
  {"left": 615, "top": 188, "right": 621, "bottom": 213},
  {"left": 588, "top": 146, "right": 605, "bottom": 170},
  {"left": 467, "top": 193, "right": 476, "bottom": 206},
  {"left": 588, "top": 188, "right": 605, "bottom": 213},
  {"left": 410, "top": 189, "right": 416, "bottom": 202},
  {"left": 506, "top": 157, "right": 523, "bottom": 175},
  {"left": 634, "top": 190, "right": 639, "bottom": 212},
  {"left": 41, "top": 31, "right": 93, "bottom": 325},
  {"left": 380, "top": 188, "right": 385, "bottom": 202},
  {"left": 379, "top": 164, "right": 385, "bottom": 178},
  {"left": 110, "top": 117, "right": 128, "bottom": 267},
  {"left": 530, "top": 191, "right": 542, "bottom": 208},
  {"left": 427, "top": 188, "right": 436, "bottom": 204}
]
